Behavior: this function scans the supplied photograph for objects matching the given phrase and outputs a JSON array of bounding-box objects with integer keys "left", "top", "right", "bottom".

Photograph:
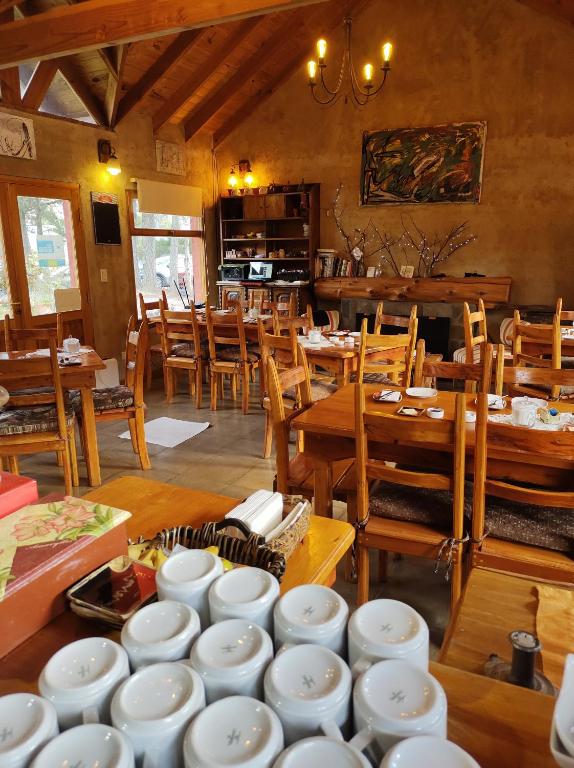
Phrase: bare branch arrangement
[{"left": 329, "top": 183, "right": 477, "bottom": 278}]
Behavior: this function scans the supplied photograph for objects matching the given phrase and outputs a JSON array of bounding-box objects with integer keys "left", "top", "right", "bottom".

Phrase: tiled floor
[{"left": 18, "top": 378, "right": 450, "bottom": 655}]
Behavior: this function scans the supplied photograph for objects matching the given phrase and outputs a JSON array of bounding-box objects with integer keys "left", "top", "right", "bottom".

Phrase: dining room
[{"left": 0, "top": 1, "right": 574, "bottom": 766}]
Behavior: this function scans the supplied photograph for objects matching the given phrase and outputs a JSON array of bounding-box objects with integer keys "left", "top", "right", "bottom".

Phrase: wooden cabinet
[{"left": 243, "top": 195, "right": 266, "bottom": 219}]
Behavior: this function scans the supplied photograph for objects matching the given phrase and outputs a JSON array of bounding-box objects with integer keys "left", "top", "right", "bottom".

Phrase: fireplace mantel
[{"left": 314, "top": 276, "right": 512, "bottom": 307}]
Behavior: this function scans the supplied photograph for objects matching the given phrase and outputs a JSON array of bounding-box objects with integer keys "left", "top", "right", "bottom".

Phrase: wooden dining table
[
  {"left": 291, "top": 383, "right": 574, "bottom": 517},
  {"left": 0, "top": 346, "right": 106, "bottom": 486}
]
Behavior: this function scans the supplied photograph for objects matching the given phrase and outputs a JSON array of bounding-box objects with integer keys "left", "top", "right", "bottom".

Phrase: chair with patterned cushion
[
  {"left": 355, "top": 313, "right": 417, "bottom": 387},
  {"left": 160, "top": 306, "right": 206, "bottom": 408},
  {"left": 206, "top": 304, "right": 259, "bottom": 415},
  {"left": 0, "top": 337, "right": 78, "bottom": 494},
  {"left": 70, "top": 316, "right": 150, "bottom": 471},
  {"left": 471, "top": 387, "right": 574, "bottom": 582},
  {"left": 355, "top": 384, "right": 468, "bottom": 608},
  {"left": 139, "top": 290, "right": 168, "bottom": 390},
  {"left": 414, "top": 338, "right": 494, "bottom": 394},
  {"left": 511, "top": 310, "right": 561, "bottom": 400},
  {"left": 266, "top": 346, "right": 354, "bottom": 506}
]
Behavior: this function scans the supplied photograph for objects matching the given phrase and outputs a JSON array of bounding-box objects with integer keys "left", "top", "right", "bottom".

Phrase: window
[{"left": 127, "top": 191, "right": 206, "bottom": 307}]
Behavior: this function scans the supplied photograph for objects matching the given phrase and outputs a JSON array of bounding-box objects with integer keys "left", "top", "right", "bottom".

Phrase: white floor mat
[{"left": 119, "top": 417, "right": 210, "bottom": 448}]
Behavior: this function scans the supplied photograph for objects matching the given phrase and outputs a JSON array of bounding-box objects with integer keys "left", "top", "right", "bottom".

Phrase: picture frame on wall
[
  {"left": 0, "top": 112, "right": 36, "bottom": 160},
  {"left": 155, "top": 140, "right": 185, "bottom": 176}
]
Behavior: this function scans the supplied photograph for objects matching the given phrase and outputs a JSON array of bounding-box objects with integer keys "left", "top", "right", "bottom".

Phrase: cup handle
[
  {"left": 320, "top": 720, "right": 343, "bottom": 741},
  {"left": 349, "top": 727, "right": 376, "bottom": 753},
  {"left": 351, "top": 657, "right": 372, "bottom": 681},
  {"left": 82, "top": 707, "right": 99, "bottom": 725}
]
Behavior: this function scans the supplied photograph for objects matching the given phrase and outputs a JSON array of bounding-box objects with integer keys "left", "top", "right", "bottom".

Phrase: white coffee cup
[
  {"left": 348, "top": 599, "right": 429, "bottom": 672},
  {"left": 272, "top": 736, "right": 372, "bottom": 768},
  {"left": 273, "top": 584, "right": 348, "bottom": 656},
  {"left": 156, "top": 549, "right": 224, "bottom": 629},
  {"left": 189, "top": 618, "right": 274, "bottom": 704},
  {"left": 0, "top": 694, "right": 58, "bottom": 768},
  {"left": 111, "top": 661, "right": 205, "bottom": 767},
  {"left": 30, "top": 724, "right": 134, "bottom": 768},
  {"left": 38, "top": 637, "right": 130, "bottom": 729},
  {"left": 209, "top": 566, "right": 280, "bottom": 634},
  {"left": 353, "top": 660, "right": 447, "bottom": 755},
  {"left": 184, "top": 696, "right": 283, "bottom": 768},
  {"left": 511, "top": 396, "right": 539, "bottom": 427},
  {"left": 380, "top": 735, "right": 480, "bottom": 767},
  {"left": 121, "top": 600, "right": 201, "bottom": 670},
  {"left": 308, "top": 329, "right": 321, "bottom": 344},
  {"left": 264, "top": 644, "right": 352, "bottom": 746}
]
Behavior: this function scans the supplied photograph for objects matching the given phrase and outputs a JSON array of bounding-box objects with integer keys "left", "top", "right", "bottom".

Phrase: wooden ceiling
[{"left": 0, "top": 0, "right": 572, "bottom": 147}]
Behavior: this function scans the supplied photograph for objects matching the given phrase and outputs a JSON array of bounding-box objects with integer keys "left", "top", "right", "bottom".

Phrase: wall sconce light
[
  {"left": 227, "top": 159, "right": 254, "bottom": 195},
  {"left": 98, "top": 139, "right": 122, "bottom": 176}
]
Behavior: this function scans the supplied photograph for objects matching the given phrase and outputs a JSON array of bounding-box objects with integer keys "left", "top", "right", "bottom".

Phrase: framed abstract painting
[
  {"left": 360, "top": 121, "right": 486, "bottom": 205},
  {"left": 0, "top": 111, "right": 36, "bottom": 160}
]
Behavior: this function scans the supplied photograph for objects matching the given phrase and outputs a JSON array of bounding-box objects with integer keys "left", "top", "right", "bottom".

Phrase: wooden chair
[
  {"left": 70, "top": 316, "right": 151, "bottom": 471},
  {"left": 373, "top": 302, "right": 417, "bottom": 335},
  {"left": 221, "top": 286, "right": 244, "bottom": 309},
  {"left": 355, "top": 383, "right": 467, "bottom": 608},
  {"left": 471, "top": 384, "right": 574, "bottom": 583},
  {"left": 512, "top": 310, "right": 561, "bottom": 399},
  {"left": 4, "top": 316, "right": 57, "bottom": 351},
  {"left": 0, "top": 337, "right": 78, "bottom": 494},
  {"left": 266, "top": 346, "right": 354, "bottom": 503},
  {"left": 414, "top": 338, "right": 494, "bottom": 393},
  {"left": 247, "top": 288, "right": 269, "bottom": 310},
  {"left": 556, "top": 297, "right": 574, "bottom": 324},
  {"left": 272, "top": 305, "right": 314, "bottom": 336},
  {"left": 205, "top": 304, "right": 259, "bottom": 415},
  {"left": 160, "top": 305, "right": 206, "bottom": 408},
  {"left": 138, "top": 290, "right": 168, "bottom": 389},
  {"left": 260, "top": 294, "right": 296, "bottom": 317},
  {"left": 355, "top": 314, "right": 417, "bottom": 386},
  {"left": 56, "top": 311, "right": 86, "bottom": 347},
  {"left": 452, "top": 299, "right": 488, "bottom": 365}
]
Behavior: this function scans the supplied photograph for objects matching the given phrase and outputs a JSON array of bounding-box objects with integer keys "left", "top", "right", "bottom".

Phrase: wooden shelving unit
[{"left": 217, "top": 184, "right": 319, "bottom": 310}]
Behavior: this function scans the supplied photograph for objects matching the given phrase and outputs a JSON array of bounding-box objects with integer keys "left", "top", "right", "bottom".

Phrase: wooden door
[
  {"left": 0, "top": 176, "right": 93, "bottom": 344},
  {"left": 265, "top": 194, "right": 286, "bottom": 219},
  {"left": 243, "top": 195, "right": 266, "bottom": 220}
]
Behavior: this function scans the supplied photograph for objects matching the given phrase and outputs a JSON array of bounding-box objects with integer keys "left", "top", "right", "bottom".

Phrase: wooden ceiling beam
[
  {"left": 0, "top": 0, "right": 19, "bottom": 12},
  {"left": 58, "top": 58, "right": 107, "bottom": 125},
  {"left": 21, "top": 59, "right": 58, "bottom": 109},
  {"left": 104, "top": 44, "right": 129, "bottom": 128},
  {"left": 0, "top": 66, "right": 21, "bottom": 105},
  {"left": 152, "top": 18, "right": 260, "bottom": 133},
  {"left": 0, "top": 0, "right": 329, "bottom": 69},
  {"left": 212, "top": 0, "right": 368, "bottom": 147},
  {"left": 514, "top": 0, "right": 574, "bottom": 26},
  {"left": 183, "top": 13, "right": 303, "bottom": 141},
  {"left": 117, "top": 29, "right": 202, "bottom": 124}
]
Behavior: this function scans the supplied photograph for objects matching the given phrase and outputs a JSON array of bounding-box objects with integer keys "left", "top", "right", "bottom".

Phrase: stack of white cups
[{"left": 1, "top": 549, "right": 480, "bottom": 768}]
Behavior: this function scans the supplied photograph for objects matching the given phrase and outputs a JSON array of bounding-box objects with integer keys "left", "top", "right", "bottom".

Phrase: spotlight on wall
[
  {"left": 227, "top": 159, "right": 254, "bottom": 195},
  {"left": 98, "top": 139, "right": 122, "bottom": 176}
]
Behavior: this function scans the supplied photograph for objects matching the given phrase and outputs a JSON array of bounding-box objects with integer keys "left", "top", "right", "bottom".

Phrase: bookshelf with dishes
[{"left": 217, "top": 184, "right": 319, "bottom": 311}]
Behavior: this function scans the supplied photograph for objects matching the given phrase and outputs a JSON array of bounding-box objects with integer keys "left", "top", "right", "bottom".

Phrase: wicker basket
[{"left": 265, "top": 495, "right": 311, "bottom": 560}]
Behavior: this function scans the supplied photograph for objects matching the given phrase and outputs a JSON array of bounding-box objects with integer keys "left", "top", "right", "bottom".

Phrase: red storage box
[
  {"left": 0, "top": 496, "right": 131, "bottom": 657},
  {"left": 0, "top": 472, "right": 38, "bottom": 520}
]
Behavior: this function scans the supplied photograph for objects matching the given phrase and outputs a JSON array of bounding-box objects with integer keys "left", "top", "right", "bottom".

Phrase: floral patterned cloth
[
  {"left": 350, "top": 372, "right": 394, "bottom": 385},
  {"left": 68, "top": 385, "right": 134, "bottom": 414},
  {"left": 169, "top": 341, "right": 209, "bottom": 360},
  {"left": 284, "top": 380, "right": 337, "bottom": 402},
  {"left": 0, "top": 405, "right": 74, "bottom": 435},
  {"left": 216, "top": 346, "right": 260, "bottom": 364}
]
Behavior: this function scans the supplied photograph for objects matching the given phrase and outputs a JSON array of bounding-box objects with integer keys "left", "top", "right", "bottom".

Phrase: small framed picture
[
  {"left": 400, "top": 265, "right": 415, "bottom": 278},
  {"left": 366, "top": 266, "right": 376, "bottom": 277}
]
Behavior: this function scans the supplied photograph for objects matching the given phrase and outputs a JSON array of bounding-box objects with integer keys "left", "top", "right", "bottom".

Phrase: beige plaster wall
[
  {"left": 215, "top": 0, "right": 574, "bottom": 308},
  {"left": 0, "top": 110, "right": 216, "bottom": 358}
]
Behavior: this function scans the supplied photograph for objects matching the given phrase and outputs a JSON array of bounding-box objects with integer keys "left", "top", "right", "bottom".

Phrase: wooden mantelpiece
[{"left": 314, "top": 276, "right": 512, "bottom": 307}]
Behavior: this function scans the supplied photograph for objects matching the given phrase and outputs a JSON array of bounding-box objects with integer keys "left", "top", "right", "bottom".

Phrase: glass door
[{"left": 0, "top": 178, "right": 93, "bottom": 343}]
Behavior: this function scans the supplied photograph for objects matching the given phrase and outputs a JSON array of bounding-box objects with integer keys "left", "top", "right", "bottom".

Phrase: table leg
[
  {"left": 313, "top": 459, "right": 333, "bottom": 517},
  {"left": 336, "top": 360, "right": 350, "bottom": 387},
  {"left": 80, "top": 386, "right": 101, "bottom": 487}
]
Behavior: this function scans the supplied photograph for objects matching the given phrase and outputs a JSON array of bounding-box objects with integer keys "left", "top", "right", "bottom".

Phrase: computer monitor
[{"left": 248, "top": 261, "right": 273, "bottom": 281}]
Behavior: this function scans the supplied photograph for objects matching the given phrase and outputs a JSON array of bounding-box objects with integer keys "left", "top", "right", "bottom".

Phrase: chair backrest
[
  {"left": 0, "top": 337, "right": 68, "bottom": 439},
  {"left": 272, "top": 306, "right": 314, "bottom": 337},
  {"left": 513, "top": 310, "right": 561, "bottom": 398},
  {"left": 160, "top": 306, "right": 202, "bottom": 360},
  {"left": 556, "top": 297, "right": 574, "bottom": 324},
  {"left": 4, "top": 315, "right": 57, "bottom": 352},
  {"left": 56, "top": 310, "right": 85, "bottom": 347},
  {"left": 463, "top": 298, "right": 488, "bottom": 362},
  {"left": 205, "top": 304, "right": 248, "bottom": 363},
  {"left": 355, "top": 383, "right": 467, "bottom": 534},
  {"left": 494, "top": 355, "right": 574, "bottom": 400},
  {"left": 247, "top": 289, "right": 269, "bottom": 310},
  {"left": 261, "top": 294, "right": 296, "bottom": 317},
  {"left": 472, "top": 391, "right": 574, "bottom": 545},
  {"left": 357, "top": 313, "right": 417, "bottom": 386},
  {"left": 414, "top": 338, "right": 494, "bottom": 394},
  {"left": 266, "top": 345, "right": 312, "bottom": 492},
  {"left": 138, "top": 290, "right": 168, "bottom": 321},
  {"left": 374, "top": 302, "right": 417, "bottom": 335},
  {"left": 125, "top": 315, "right": 148, "bottom": 407},
  {"left": 257, "top": 319, "right": 297, "bottom": 400}
]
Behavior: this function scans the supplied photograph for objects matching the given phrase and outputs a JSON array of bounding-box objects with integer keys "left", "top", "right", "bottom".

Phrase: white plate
[
  {"left": 405, "top": 387, "right": 438, "bottom": 399},
  {"left": 349, "top": 332, "right": 361, "bottom": 338}
]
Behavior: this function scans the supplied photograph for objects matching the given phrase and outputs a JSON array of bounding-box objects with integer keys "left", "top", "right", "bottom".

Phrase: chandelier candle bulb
[
  {"left": 382, "top": 41, "right": 393, "bottom": 66},
  {"left": 307, "top": 60, "right": 317, "bottom": 84},
  {"left": 317, "top": 38, "right": 327, "bottom": 63},
  {"left": 363, "top": 63, "right": 374, "bottom": 84}
]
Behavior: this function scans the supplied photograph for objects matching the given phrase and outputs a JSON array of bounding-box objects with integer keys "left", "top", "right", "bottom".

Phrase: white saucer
[{"left": 405, "top": 387, "right": 438, "bottom": 399}]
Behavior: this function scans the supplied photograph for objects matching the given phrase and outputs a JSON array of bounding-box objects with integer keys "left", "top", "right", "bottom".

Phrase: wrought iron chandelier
[{"left": 306, "top": 17, "right": 392, "bottom": 107}]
